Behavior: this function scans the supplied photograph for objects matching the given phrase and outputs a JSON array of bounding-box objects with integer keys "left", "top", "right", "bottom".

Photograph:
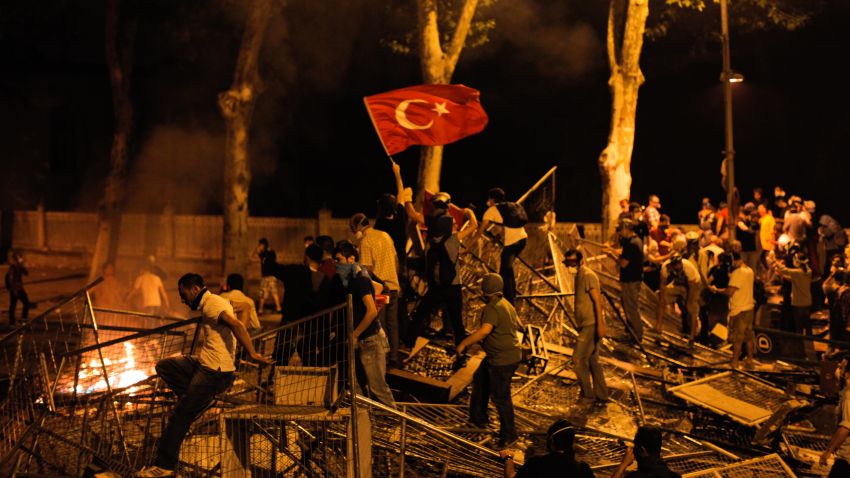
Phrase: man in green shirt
[{"left": 458, "top": 272, "right": 523, "bottom": 447}]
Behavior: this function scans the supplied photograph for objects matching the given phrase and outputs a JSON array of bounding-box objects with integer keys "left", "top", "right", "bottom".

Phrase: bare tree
[
  {"left": 219, "top": 0, "right": 275, "bottom": 277},
  {"left": 598, "top": 0, "right": 815, "bottom": 240},
  {"left": 414, "top": 0, "right": 482, "bottom": 202},
  {"left": 598, "top": 0, "right": 648, "bottom": 240},
  {"left": 89, "top": 0, "right": 136, "bottom": 281}
]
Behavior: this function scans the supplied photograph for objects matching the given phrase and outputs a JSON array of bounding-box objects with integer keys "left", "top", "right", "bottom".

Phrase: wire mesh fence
[
  {"left": 0, "top": 279, "right": 200, "bottom": 476},
  {"left": 669, "top": 372, "right": 792, "bottom": 427},
  {"left": 681, "top": 453, "right": 797, "bottom": 478},
  {"left": 0, "top": 281, "right": 371, "bottom": 477},
  {"left": 359, "top": 395, "right": 504, "bottom": 478}
]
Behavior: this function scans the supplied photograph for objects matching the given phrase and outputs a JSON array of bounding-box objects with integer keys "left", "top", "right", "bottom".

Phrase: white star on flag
[{"left": 432, "top": 102, "right": 450, "bottom": 116}]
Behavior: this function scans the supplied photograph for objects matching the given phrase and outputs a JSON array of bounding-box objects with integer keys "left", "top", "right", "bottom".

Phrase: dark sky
[{"left": 0, "top": 0, "right": 847, "bottom": 224}]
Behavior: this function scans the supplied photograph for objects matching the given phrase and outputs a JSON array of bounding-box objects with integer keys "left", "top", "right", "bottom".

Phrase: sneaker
[{"left": 136, "top": 465, "right": 175, "bottom": 477}]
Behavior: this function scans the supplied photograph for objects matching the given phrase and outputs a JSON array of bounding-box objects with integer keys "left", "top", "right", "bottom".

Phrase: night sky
[{"left": 1, "top": 0, "right": 847, "bottom": 225}]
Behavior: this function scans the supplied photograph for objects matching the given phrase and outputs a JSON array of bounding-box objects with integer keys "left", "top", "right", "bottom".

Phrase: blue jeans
[
  {"left": 355, "top": 330, "right": 396, "bottom": 408},
  {"left": 154, "top": 356, "right": 234, "bottom": 470},
  {"left": 470, "top": 358, "right": 518, "bottom": 443},
  {"left": 574, "top": 323, "right": 609, "bottom": 400}
]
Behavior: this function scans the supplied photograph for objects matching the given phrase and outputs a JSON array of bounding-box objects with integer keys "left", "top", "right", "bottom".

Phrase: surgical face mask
[
  {"left": 353, "top": 230, "right": 363, "bottom": 241},
  {"left": 566, "top": 266, "right": 579, "bottom": 275}
]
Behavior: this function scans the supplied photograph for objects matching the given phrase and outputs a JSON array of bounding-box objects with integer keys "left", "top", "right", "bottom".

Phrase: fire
[{"left": 73, "top": 342, "right": 153, "bottom": 394}]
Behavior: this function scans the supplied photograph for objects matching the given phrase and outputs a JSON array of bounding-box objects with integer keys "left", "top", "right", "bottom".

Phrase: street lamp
[{"left": 719, "top": 0, "right": 738, "bottom": 241}]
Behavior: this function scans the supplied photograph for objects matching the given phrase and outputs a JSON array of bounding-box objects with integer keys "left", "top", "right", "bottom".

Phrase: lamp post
[{"left": 720, "top": 0, "right": 737, "bottom": 241}]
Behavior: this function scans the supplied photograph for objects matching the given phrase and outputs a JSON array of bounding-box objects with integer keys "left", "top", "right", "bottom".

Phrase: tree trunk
[
  {"left": 414, "top": 0, "right": 479, "bottom": 203},
  {"left": 417, "top": 145, "right": 443, "bottom": 202},
  {"left": 219, "top": 0, "right": 274, "bottom": 278},
  {"left": 599, "top": 0, "right": 648, "bottom": 241},
  {"left": 89, "top": 0, "right": 135, "bottom": 282}
]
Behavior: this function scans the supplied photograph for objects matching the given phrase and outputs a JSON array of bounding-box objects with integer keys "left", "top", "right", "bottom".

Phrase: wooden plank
[{"left": 446, "top": 349, "right": 485, "bottom": 401}]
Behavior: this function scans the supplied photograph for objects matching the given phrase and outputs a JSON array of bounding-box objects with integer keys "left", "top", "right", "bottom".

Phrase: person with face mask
[
  {"left": 500, "top": 419, "right": 595, "bottom": 477},
  {"left": 565, "top": 248, "right": 609, "bottom": 404},
  {"left": 136, "top": 273, "right": 272, "bottom": 478},
  {"left": 821, "top": 357, "right": 850, "bottom": 477},
  {"left": 335, "top": 242, "right": 396, "bottom": 408},
  {"left": 350, "top": 212, "right": 401, "bottom": 367},
  {"left": 611, "top": 426, "right": 681, "bottom": 478},
  {"left": 409, "top": 209, "right": 478, "bottom": 346},
  {"left": 457, "top": 272, "right": 522, "bottom": 447}
]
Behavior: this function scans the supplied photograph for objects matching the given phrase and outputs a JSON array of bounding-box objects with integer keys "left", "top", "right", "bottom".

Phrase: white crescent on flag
[{"left": 395, "top": 99, "right": 433, "bottom": 130}]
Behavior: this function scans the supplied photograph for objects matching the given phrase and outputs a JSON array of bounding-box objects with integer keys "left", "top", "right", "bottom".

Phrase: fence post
[
  {"left": 347, "top": 294, "right": 361, "bottom": 478},
  {"left": 36, "top": 202, "right": 47, "bottom": 250},
  {"left": 318, "top": 208, "right": 332, "bottom": 237},
  {"left": 399, "top": 404, "right": 407, "bottom": 478},
  {"left": 161, "top": 205, "right": 175, "bottom": 259}
]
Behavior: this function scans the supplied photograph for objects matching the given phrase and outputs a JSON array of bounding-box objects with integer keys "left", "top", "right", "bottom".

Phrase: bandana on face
[{"left": 186, "top": 287, "right": 208, "bottom": 311}]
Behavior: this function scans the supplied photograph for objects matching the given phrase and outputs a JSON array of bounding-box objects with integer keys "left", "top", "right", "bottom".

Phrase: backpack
[
  {"left": 496, "top": 202, "right": 528, "bottom": 228},
  {"left": 426, "top": 235, "right": 458, "bottom": 287}
]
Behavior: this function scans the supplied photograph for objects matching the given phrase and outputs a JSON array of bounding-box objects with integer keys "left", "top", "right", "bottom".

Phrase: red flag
[{"left": 364, "top": 84, "right": 488, "bottom": 155}]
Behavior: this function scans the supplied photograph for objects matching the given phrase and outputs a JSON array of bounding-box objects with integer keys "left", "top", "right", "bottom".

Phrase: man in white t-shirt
[
  {"left": 128, "top": 266, "right": 170, "bottom": 315},
  {"left": 481, "top": 187, "right": 528, "bottom": 304},
  {"left": 657, "top": 253, "right": 702, "bottom": 342},
  {"left": 137, "top": 273, "right": 272, "bottom": 478},
  {"left": 711, "top": 252, "right": 755, "bottom": 369}
]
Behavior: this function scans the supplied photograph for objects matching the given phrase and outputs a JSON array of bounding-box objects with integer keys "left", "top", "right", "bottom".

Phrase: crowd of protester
[
  {"left": 16, "top": 166, "right": 831, "bottom": 477},
  {"left": 606, "top": 187, "right": 850, "bottom": 362}
]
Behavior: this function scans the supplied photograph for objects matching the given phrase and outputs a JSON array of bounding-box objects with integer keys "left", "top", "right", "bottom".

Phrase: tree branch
[
  {"left": 219, "top": 0, "right": 274, "bottom": 124},
  {"left": 444, "top": 0, "right": 480, "bottom": 79},
  {"left": 417, "top": 0, "right": 445, "bottom": 83},
  {"left": 621, "top": 0, "right": 649, "bottom": 83},
  {"left": 607, "top": 0, "right": 619, "bottom": 70}
]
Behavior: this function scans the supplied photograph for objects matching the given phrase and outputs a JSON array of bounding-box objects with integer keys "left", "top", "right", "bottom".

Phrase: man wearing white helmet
[{"left": 458, "top": 272, "right": 523, "bottom": 447}]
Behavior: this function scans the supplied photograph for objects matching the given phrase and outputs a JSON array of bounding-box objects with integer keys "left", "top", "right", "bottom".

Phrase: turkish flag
[{"left": 364, "top": 84, "right": 489, "bottom": 156}]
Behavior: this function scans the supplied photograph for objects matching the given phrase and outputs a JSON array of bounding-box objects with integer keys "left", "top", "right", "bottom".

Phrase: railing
[{"left": 0, "top": 279, "right": 200, "bottom": 477}]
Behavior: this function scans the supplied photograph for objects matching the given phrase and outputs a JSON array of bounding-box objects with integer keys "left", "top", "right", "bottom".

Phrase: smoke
[
  {"left": 125, "top": 125, "right": 224, "bottom": 214},
  {"left": 486, "top": 0, "right": 605, "bottom": 82},
  {"left": 122, "top": 0, "right": 302, "bottom": 212}
]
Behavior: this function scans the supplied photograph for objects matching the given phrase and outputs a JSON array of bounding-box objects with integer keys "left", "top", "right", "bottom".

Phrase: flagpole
[
  {"left": 517, "top": 166, "right": 558, "bottom": 204},
  {"left": 362, "top": 96, "right": 391, "bottom": 158}
]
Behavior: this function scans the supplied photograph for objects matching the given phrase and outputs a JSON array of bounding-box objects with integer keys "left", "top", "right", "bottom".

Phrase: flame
[{"left": 72, "top": 341, "right": 153, "bottom": 394}]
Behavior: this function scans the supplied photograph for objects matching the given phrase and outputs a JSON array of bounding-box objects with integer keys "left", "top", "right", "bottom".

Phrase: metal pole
[
  {"left": 720, "top": 0, "right": 737, "bottom": 241},
  {"left": 346, "top": 294, "right": 361, "bottom": 478},
  {"left": 629, "top": 370, "right": 646, "bottom": 425},
  {"left": 84, "top": 290, "right": 132, "bottom": 464},
  {"left": 399, "top": 404, "right": 407, "bottom": 478}
]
